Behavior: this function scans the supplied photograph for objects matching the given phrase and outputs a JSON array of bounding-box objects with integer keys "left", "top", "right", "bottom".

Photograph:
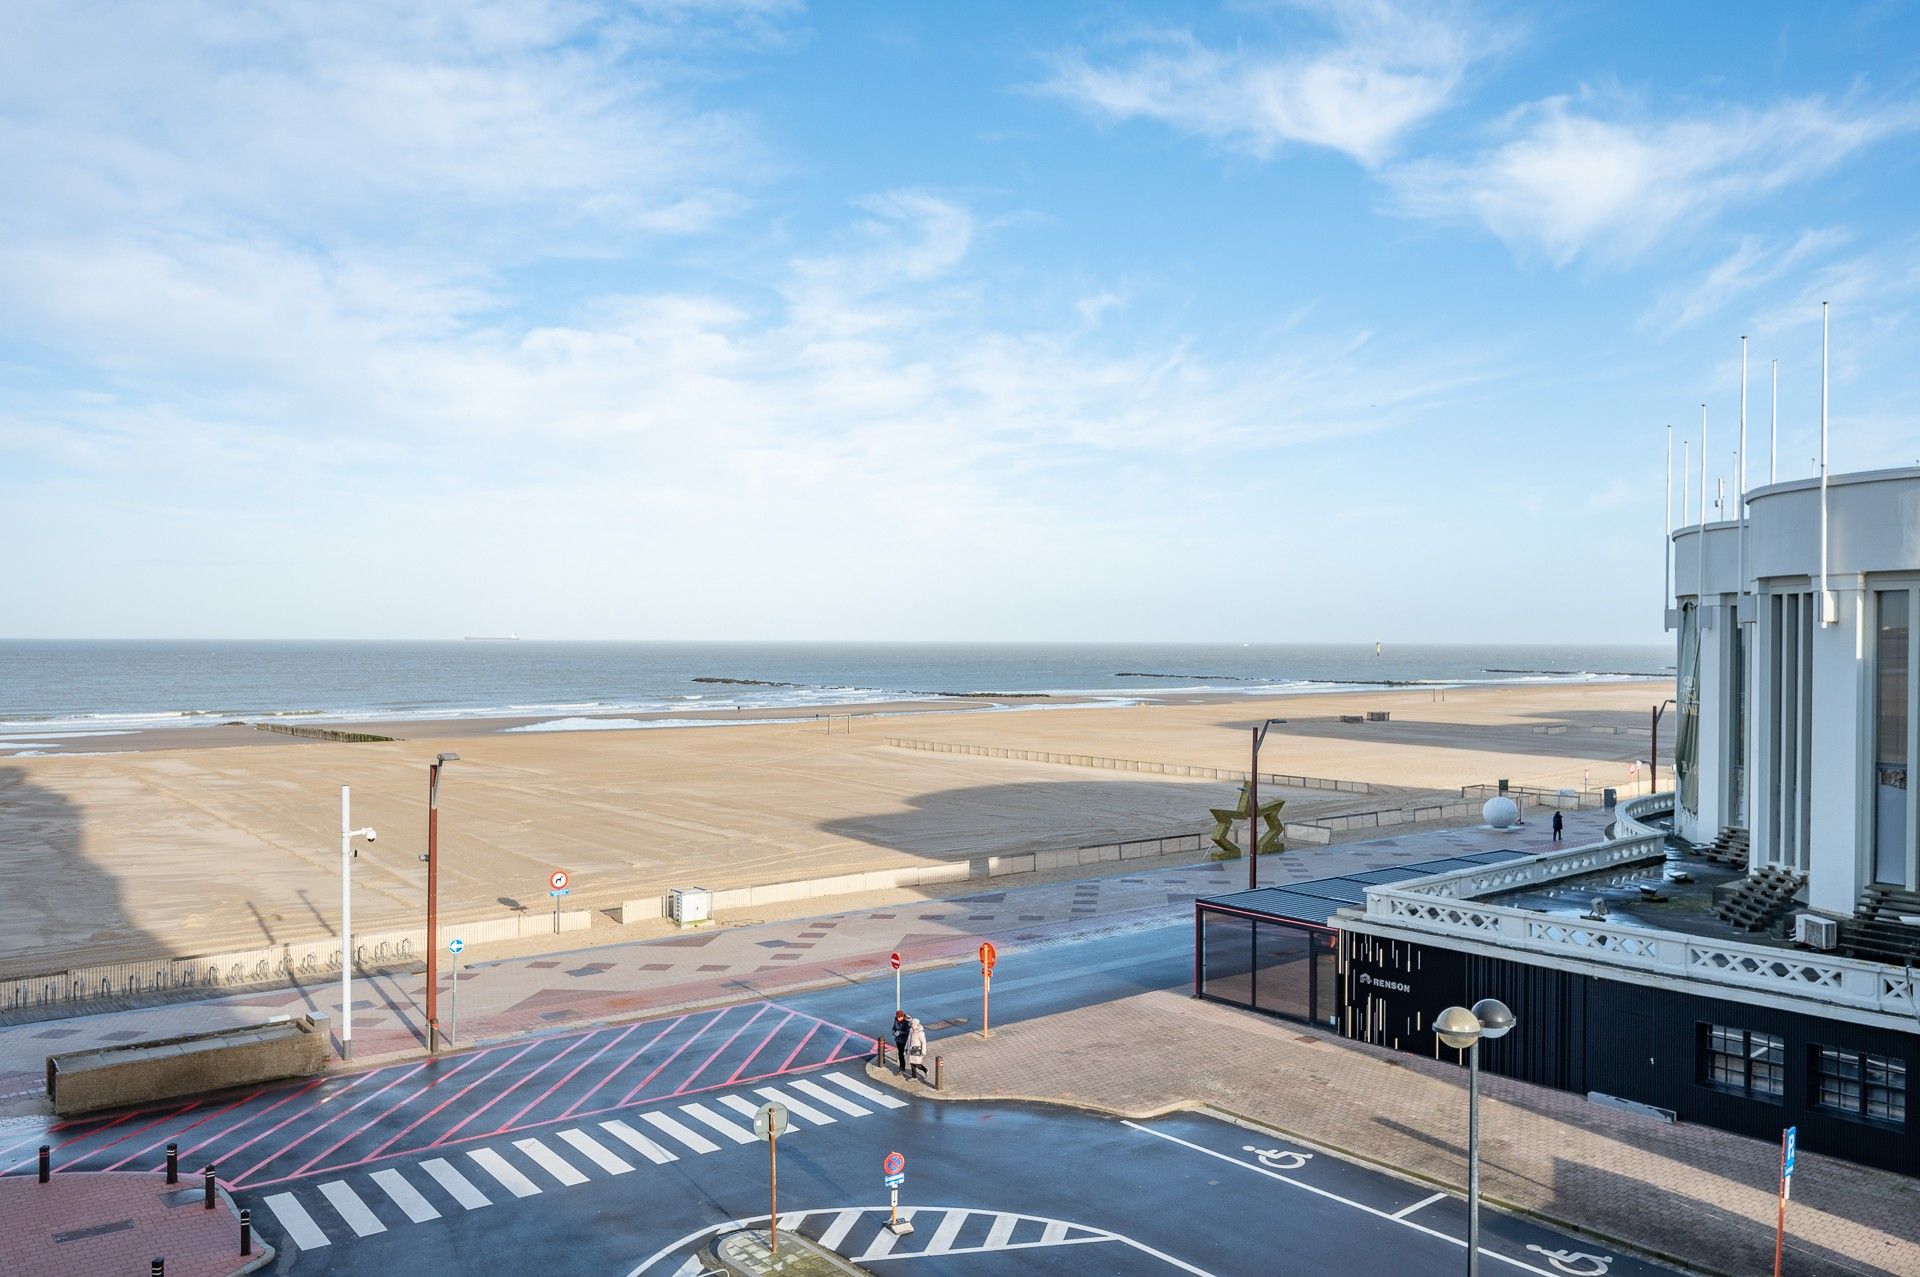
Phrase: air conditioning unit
[
  {"left": 1794, "top": 913, "right": 1838, "bottom": 951},
  {"left": 668, "top": 887, "right": 713, "bottom": 927}
]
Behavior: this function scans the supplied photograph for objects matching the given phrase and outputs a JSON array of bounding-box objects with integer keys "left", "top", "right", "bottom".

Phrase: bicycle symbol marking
[
  {"left": 1523, "top": 1244, "right": 1613, "bottom": 1275},
  {"left": 1241, "top": 1144, "right": 1314, "bottom": 1171}
]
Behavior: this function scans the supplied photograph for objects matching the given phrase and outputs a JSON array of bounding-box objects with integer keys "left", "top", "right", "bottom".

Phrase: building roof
[{"left": 1197, "top": 849, "right": 1533, "bottom": 927}]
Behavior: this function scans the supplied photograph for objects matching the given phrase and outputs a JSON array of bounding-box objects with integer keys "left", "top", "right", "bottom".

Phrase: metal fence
[
  {"left": 0, "top": 934, "right": 417, "bottom": 1015},
  {"left": 881, "top": 737, "right": 1373, "bottom": 794}
]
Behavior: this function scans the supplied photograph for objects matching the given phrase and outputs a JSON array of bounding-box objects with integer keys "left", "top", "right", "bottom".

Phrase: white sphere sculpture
[{"left": 1482, "top": 796, "right": 1519, "bottom": 829}]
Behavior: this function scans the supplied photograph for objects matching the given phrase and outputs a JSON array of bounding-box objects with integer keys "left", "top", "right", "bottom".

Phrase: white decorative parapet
[
  {"left": 1614, "top": 790, "right": 1674, "bottom": 840},
  {"left": 1361, "top": 806, "right": 1918, "bottom": 1019}
]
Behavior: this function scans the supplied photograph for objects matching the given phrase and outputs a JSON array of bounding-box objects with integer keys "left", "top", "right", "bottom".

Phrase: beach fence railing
[{"left": 879, "top": 737, "right": 1373, "bottom": 794}]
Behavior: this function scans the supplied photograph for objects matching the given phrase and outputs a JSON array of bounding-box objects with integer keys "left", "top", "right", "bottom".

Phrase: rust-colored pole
[
  {"left": 426, "top": 762, "right": 441, "bottom": 1055},
  {"left": 769, "top": 1129, "right": 779, "bottom": 1257}
]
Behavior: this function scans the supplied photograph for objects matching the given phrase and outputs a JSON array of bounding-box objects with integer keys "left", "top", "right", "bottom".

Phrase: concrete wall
[{"left": 48, "top": 1014, "right": 329, "bottom": 1115}]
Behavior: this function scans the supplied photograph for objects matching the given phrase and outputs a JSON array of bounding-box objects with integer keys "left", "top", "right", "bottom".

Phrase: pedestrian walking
[
  {"left": 892, "top": 1009, "right": 911, "bottom": 1073},
  {"left": 904, "top": 1014, "right": 930, "bottom": 1083},
  {"left": 1551, "top": 810, "right": 1564, "bottom": 842}
]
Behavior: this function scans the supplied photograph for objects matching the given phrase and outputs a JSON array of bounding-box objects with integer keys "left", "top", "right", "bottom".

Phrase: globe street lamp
[
  {"left": 339, "top": 786, "right": 378, "bottom": 1062},
  {"left": 1435, "top": 997, "right": 1516, "bottom": 1277}
]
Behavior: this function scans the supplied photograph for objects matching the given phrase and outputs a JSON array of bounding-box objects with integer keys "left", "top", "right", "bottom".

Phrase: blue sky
[{"left": 2, "top": 1, "right": 1916, "bottom": 642}]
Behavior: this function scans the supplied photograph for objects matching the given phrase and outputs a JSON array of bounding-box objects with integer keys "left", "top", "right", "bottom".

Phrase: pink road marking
[
  {"left": 431, "top": 1030, "right": 596, "bottom": 1145},
  {"left": 724, "top": 1009, "right": 797, "bottom": 1084},
  {"left": 103, "top": 1092, "right": 260, "bottom": 1171},
  {"left": 421, "top": 1039, "right": 549, "bottom": 1148},
  {"left": 226, "top": 1064, "right": 424, "bottom": 1186},
  {"left": 616, "top": 1008, "right": 732, "bottom": 1108},
  {"left": 353, "top": 1050, "right": 490, "bottom": 1162},
  {"left": 558, "top": 1014, "right": 689, "bottom": 1120},
  {"left": 662, "top": 1003, "right": 769, "bottom": 1100},
  {"left": 1, "top": 1109, "right": 143, "bottom": 1172},
  {"left": 493, "top": 1021, "right": 643, "bottom": 1134},
  {"left": 172, "top": 1075, "right": 330, "bottom": 1175},
  {"left": 168, "top": 1077, "right": 328, "bottom": 1168},
  {"left": 275, "top": 1060, "right": 438, "bottom": 1182},
  {"left": 772, "top": 1020, "right": 824, "bottom": 1075}
]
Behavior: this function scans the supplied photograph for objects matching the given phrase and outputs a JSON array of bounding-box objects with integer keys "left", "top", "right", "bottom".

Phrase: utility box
[
  {"left": 668, "top": 887, "right": 713, "bottom": 927},
  {"left": 1603, "top": 787, "right": 1618, "bottom": 809}
]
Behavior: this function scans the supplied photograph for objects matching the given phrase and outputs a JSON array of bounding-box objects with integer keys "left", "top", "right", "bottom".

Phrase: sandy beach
[{"left": 0, "top": 680, "right": 1664, "bottom": 978}]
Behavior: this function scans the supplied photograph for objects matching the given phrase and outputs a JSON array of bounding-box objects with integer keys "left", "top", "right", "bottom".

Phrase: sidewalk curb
[{"left": 862, "top": 1060, "right": 1721, "bottom": 1277}]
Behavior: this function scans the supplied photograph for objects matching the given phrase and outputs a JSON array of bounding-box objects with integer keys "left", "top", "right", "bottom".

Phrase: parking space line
[
  {"left": 820, "top": 1072, "right": 907, "bottom": 1110},
  {"left": 789, "top": 1077, "right": 868, "bottom": 1116},
  {"left": 1394, "top": 1191, "right": 1450, "bottom": 1219},
  {"left": 752, "top": 1085, "right": 835, "bottom": 1126},
  {"left": 639, "top": 1110, "right": 720, "bottom": 1155},
  {"left": 515, "top": 1137, "right": 588, "bottom": 1186},
  {"left": 601, "top": 1119, "right": 678, "bottom": 1164},
  {"left": 559, "top": 1128, "right": 634, "bottom": 1174},
  {"left": 371, "top": 1168, "right": 441, "bottom": 1223},
  {"left": 468, "top": 1147, "right": 541, "bottom": 1197},
  {"left": 680, "top": 1103, "right": 755, "bottom": 1145},
  {"left": 421, "top": 1157, "right": 491, "bottom": 1210},
  {"left": 317, "top": 1180, "right": 387, "bottom": 1237},
  {"left": 263, "top": 1192, "right": 330, "bottom": 1250}
]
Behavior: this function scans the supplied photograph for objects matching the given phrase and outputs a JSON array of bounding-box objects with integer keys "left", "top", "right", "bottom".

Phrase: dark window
[
  {"left": 1814, "top": 1047, "right": 1908, "bottom": 1125},
  {"left": 1699, "top": 1024, "right": 1784, "bottom": 1100}
]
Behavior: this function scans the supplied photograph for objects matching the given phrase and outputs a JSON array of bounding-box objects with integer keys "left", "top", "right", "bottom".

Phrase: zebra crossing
[
  {"left": 256, "top": 1070, "right": 905, "bottom": 1251},
  {"left": 644, "top": 1207, "right": 1123, "bottom": 1275}
]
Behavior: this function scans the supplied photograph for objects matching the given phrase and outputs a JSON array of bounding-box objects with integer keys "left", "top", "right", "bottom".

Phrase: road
[{"left": 2, "top": 925, "right": 1676, "bottom": 1276}]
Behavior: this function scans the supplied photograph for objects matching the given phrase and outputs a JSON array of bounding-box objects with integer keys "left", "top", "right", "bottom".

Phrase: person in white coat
[{"left": 903, "top": 1014, "right": 930, "bottom": 1083}]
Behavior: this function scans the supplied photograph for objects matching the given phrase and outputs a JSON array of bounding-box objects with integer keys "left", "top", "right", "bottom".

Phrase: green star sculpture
[{"left": 1210, "top": 782, "right": 1286, "bottom": 859}]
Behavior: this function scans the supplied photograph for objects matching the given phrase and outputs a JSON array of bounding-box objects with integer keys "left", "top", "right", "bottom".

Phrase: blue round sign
[{"left": 448, "top": 938, "right": 465, "bottom": 955}]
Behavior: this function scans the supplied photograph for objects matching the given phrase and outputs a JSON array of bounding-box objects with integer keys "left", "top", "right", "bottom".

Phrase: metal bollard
[
  {"left": 38, "top": 1145, "right": 49, "bottom": 1183},
  {"left": 934, "top": 1055, "right": 943, "bottom": 1092},
  {"left": 873, "top": 1036, "right": 885, "bottom": 1066},
  {"left": 165, "top": 1142, "right": 178, "bottom": 1184},
  {"left": 203, "top": 1165, "right": 216, "bottom": 1209},
  {"left": 240, "top": 1209, "right": 253, "bottom": 1256}
]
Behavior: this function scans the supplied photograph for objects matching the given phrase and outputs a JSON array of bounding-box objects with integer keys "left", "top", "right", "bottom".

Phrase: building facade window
[
  {"left": 1700, "top": 1024, "right": 1784, "bottom": 1100},
  {"left": 1875, "top": 589, "right": 1913, "bottom": 887},
  {"left": 1813, "top": 1046, "right": 1908, "bottom": 1125}
]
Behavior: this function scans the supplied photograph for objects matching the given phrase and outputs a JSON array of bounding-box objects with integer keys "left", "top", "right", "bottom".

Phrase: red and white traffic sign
[
  {"left": 978, "top": 940, "right": 997, "bottom": 973},
  {"left": 883, "top": 1151, "right": 905, "bottom": 1176},
  {"left": 549, "top": 870, "right": 570, "bottom": 891},
  {"left": 889, "top": 951, "right": 902, "bottom": 971}
]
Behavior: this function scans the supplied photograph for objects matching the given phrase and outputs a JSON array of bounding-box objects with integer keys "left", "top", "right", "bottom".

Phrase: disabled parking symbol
[
  {"left": 1241, "top": 1144, "right": 1313, "bottom": 1171},
  {"left": 1524, "top": 1244, "right": 1612, "bottom": 1274}
]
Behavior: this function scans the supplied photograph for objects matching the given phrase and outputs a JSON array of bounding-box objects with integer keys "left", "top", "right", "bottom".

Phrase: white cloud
[
  {"left": 1390, "top": 91, "right": 1920, "bottom": 265},
  {"left": 1042, "top": 1, "right": 1482, "bottom": 167},
  {"left": 1641, "top": 229, "right": 1850, "bottom": 332}
]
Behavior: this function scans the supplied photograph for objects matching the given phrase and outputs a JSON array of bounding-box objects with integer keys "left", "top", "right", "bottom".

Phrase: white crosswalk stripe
[
  {"left": 516, "top": 1137, "right": 588, "bottom": 1186},
  {"left": 601, "top": 1118, "right": 678, "bottom": 1164},
  {"left": 858, "top": 1209, "right": 915, "bottom": 1260},
  {"left": 984, "top": 1213, "right": 1018, "bottom": 1249},
  {"left": 716, "top": 1093, "right": 791, "bottom": 1131},
  {"left": 371, "top": 1168, "right": 440, "bottom": 1223},
  {"left": 789, "top": 1077, "right": 869, "bottom": 1116},
  {"left": 559, "top": 1128, "right": 634, "bottom": 1174},
  {"left": 421, "top": 1157, "right": 491, "bottom": 1210},
  {"left": 263, "top": 1192, "right": 330, "bottom": 1250},
  {"left": 640, "top": 1109, "right": 720, "bottom": 1154},
  {"left": 680, "top": 1102, "right": 755, "bottom": 1144},
  {"left": 317, "top": 1180, "right": 386, "bottom": 1237},
  {"left": 820, "top": 1071, "right": 908, "bottom": 1109},
  {"left": 816, "top": 1208, "right": 862, "bottom": 1251},
  {"left": 468, "top": 1147, "right": 542, "bottom": 1197},
  {"left": 926, "top": 1208, "right": 969, "bottom": 1254},
  {"left": 752, "top": 1085, "right": 836, "bottom": 1126}
]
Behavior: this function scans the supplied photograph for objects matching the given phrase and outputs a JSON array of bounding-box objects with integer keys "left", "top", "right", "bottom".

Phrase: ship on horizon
[{"left": 463, "top": 634, "right": 521, "bottom": 641}]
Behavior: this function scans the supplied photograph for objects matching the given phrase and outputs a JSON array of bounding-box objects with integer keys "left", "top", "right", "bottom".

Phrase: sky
[{"left": 1, "top": 1, "right": 1917, "bottom": 644}]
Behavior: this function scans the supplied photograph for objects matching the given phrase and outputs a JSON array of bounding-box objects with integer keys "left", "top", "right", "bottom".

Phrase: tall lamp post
[
  {"left": 1435, "top": 998, "right": 1516, "bottom": 1277},
  {"left": 339, "top": 786, "right": 378, "bottom": 1062},
  {"left": 422, "top": 753, "right": 459, "bottom": 1054},
  {"left": 1248, "top": 718, "right": 1284, "bottom": 891}
]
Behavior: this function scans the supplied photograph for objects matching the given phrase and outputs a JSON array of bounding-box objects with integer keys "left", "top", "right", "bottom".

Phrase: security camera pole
[
  {"left": 339, "top": 786, "right": 377, "bottom": 1062},
  {"left": 423, "top": 753, "right": 459, "bottom": 1054}
]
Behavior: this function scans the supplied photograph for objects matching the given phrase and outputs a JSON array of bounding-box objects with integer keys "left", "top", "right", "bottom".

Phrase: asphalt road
[{"left": 3, "top": 924, "right": 1679, "bottom": 1276}]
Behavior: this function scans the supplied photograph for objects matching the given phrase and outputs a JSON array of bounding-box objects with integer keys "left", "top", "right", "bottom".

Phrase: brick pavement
[
  {"left": 888, "top": 992, "right": 1920, "bottom": 1277},
  {"left": 0, "top": 1169, "right": 269, "bottom": 1276}
]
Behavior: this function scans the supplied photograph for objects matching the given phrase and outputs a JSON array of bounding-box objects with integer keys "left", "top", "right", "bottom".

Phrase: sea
[{"left": 0, "top": 641, "right": 1672, "bottom": 748}]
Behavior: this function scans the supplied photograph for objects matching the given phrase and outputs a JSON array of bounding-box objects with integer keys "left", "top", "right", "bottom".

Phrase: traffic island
[
  {"left": 0, "top": 1169, "right": 273, "bottom": 1277},
  {"left": 701, "top": 1228, "right": 873, "bottom": 1276}
]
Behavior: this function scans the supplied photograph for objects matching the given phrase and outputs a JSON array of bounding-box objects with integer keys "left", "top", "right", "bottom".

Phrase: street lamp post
[
  {"left": 1248, "top": 718, "right": 1283, "bottom": 891},
  {"left": 1435, "top": 998, "right": 1516, "bottom": 1277},
  {"left": 339, "top": 786, "right": 377, "bottom": 1062},
  {"left": 423, "top": 753, "right": 459, "bottom": 1055}
]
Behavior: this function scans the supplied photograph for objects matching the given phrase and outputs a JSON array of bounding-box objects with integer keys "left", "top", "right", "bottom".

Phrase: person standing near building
[{"left": 1551, "top": 810, "right": 1564, "bottom": 843}]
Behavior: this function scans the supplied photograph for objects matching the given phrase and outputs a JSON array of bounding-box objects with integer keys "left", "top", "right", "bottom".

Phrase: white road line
[
  {"left": 926, "top": 1209, "right": 969, "bottom": 1254},
  {"left": 859, "top": 1210, "right": 915, "bottom": 1260},
  {"left": 516, "top": 1137, "right": 588, "bottom": 1186},
  {"left": 468, "top": 1147, "right": 542, "bottom": 1197},
  {"left": 1394, "top": 1192, "right": 1450, "bottom": 1219},
  {"left": 817, "top": 1208, "right": 862, "bottom": 1251},
  {"left": 263, "top": 1192, "right": 330, "bottom": 1250},
  {"left": 317, "top": 1180, "right": 387, "bottom": 1237},
  {"left": 752, "top": 1085, "right": 835, "bottom": 1126},
  {"left": 680, "top": 1103, "right": 755, "bottom": 1144},
  {"left": 421, "top": 1157, "right": 491, "bottom": 1210},
  {"left": 1123, "top": 1122, "right": 1561, "bottom": 1277},
  {"left": 371, "top": 1168, "right": 441, "bottom": 1223},
  {"left": 641, "top": 1110, "right": 720, "bottom": 1154},
  {"left": 1040, "top": 1220, "right": 1070, "bottom": 1244},
  {"left": 559, "top": 1128, "right": 634, "bottom": 1174},
  {"left": 984, "top": 1213, "right": 1018, "bottom": 1250},
  {"left": 602, "top": 1119, "right": 678, "bottom": 1164},
  {"left": 821, "top": 1072, "right": 908, "bottom": 1109},
  {"left": 790, "top": 1077, "right": 869, "bottom": 1116},
  {"left": 717, "top": 1094, "right": 797, "bottom": 1133}
]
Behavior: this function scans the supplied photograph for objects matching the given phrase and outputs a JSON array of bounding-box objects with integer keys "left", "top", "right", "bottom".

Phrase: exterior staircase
[
  {"left": 1713, "top": 866, "right": 1807, "bottom": 934},
  {"left": 1699, "top": 827, "right": 1751, "bottom": 870},
  {"left": 1837, "top": 885, "right": 1920, "bottom": 964}
]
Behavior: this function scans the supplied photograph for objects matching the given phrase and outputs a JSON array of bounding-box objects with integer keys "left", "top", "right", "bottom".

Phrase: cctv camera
[{"left": 364, "top": 829, "right": 377, "bottom": 843}]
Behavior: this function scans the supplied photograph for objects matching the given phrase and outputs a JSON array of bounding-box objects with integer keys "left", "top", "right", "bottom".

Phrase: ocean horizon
[{"left": 0, "top": 640, "right": 1672, "bottom": 743}]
